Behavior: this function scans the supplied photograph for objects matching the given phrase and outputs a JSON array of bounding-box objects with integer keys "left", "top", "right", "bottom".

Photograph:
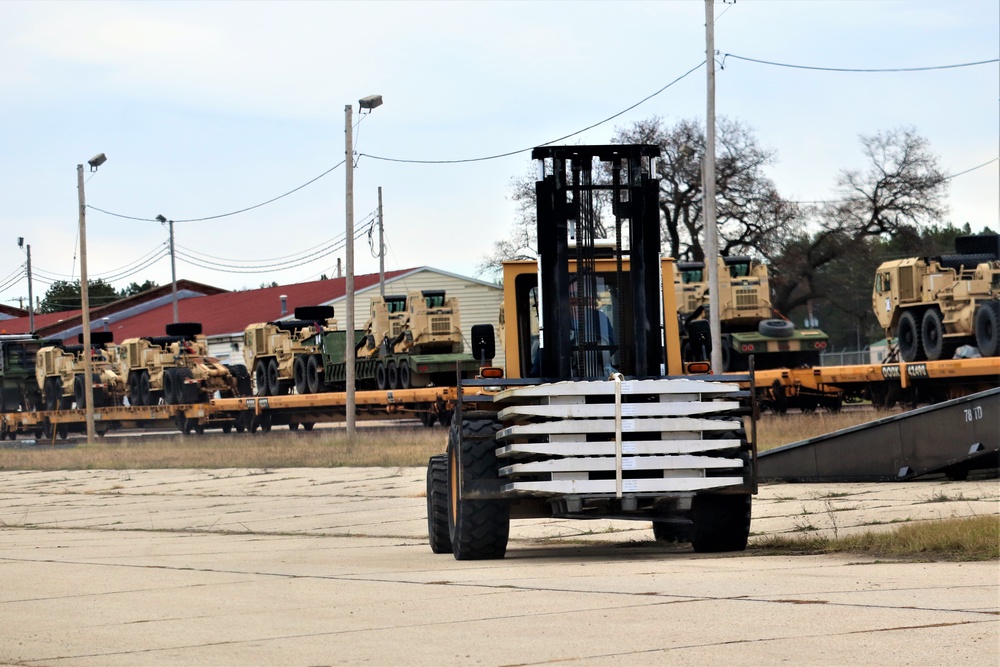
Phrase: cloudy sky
[{"left": 1, "top": 0, "right": 997, "bottom": 306}]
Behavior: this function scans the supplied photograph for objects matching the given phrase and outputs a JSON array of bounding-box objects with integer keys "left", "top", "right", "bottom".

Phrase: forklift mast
[{"left": 532, "top": 144, "right": 662, "bottom": 379}]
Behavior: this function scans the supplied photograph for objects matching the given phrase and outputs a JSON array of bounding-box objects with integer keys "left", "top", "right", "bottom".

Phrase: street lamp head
[
  {"left": 156, "top": 214, "right": 167, "bottom": 223},
  {"left": 88, "top": 153, "right": 107, "bottom": 171},
  {"left": 359, "top": 94, "right": 383, "bottom": 110},
  {"left": 17, "top": 237, "right": 23, "bottom": 248}
]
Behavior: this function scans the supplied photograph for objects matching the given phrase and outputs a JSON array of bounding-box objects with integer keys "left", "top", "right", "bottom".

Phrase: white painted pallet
[
  {"left": 495, "top": 378, "right": 740, "bottom": 403},
  {"left": 502, "top": 476, "right": 745, "bottom": 496},
  {"left": 498, "top": 416, "right": 742, "bottom": 439},
  {"left": 498, "top": 400, "right": 741, "bottom": 421},
  {"left": 499, "top": 454, "right": 744, "bottom": 477},
  {"left": 495, "top": 438, "right": 743, "bottom": 458}
]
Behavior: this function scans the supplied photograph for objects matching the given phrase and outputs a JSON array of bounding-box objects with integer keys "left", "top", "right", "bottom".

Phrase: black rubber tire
[
  {"left": 44, "top": 377, "right": 59, "bottom": 411},
  {"left": 56, "top": 423, "right": 69, "bottom": 440},
  {"left": 690, "top": 493, "right": 752, "bottom": 553},
  {"left": 897, "top": 310, "right": 923, "bottom": 362},
  {"left": 255, "top": 362, "right": 269, "bottom": 396},
  {"left": 974, "top": 301, "right": 999, "bottom": 357},
  {"left": 163, "top": 368, "right": 177, "bottom": 405},
  {"left": 139, "top": 372, "right": 152, "bottom": 407},
  {"left": 165, "top": 322, "right": 202, "bottom": 338},
  {"left": 376, "top": 362, "right": 388, "bottom": 391},
  {"left": 267, "top": 358, "right": 281, "bottom": 396},
  {"left": 921, "top": 308, "right": 948, "bottom": 361},
  {"left": 294, "top": 306, "right": 334, "bottom": 321},
  {"left": 128, "top": 373, "right": 142, "bottom": 406},
  {"left": 306, "top": 355, "right": 323, "bottom": 394},
  {"left": 222, "top": 424, "right": 232, "bottom": 434},
  {"left": 288, "top": 421, "right": 299, "bottom": 431},
  {"left": 387, "top": 362, "right": 399, "bottom": 390},
  {"left": 258, "top": 412, "right": 272, "bottom": 433},
  {"left": 652, "top": 521, "right": 691, "bottom": 544},
  {"left": 448, "top": 410, "right": 509, "bottom": 560},
  {"left": 293, "top": 356, "right": 309, "bottom": 395},
  {"left": 399, "top": 360, "right": 411, "bottom": 389},
  {"left": 426, "top": 454, "right": 452, "bottom": 554},
  {"left": 758, "top": 319, "right": 795, "bottom": 339},
  {"left": 229, "top": 364, "right": 252, "bottom": 397},
  {"left": 176, "top": 367, "right": 200, "bottom": 404},
  {"left": 302, "top": 422, "right": 314, "bottom": 432}
]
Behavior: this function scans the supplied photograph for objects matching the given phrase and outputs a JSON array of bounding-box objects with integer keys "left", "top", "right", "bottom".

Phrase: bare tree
[
  {"left": 770, "top": 127, "right": 948, "bottom": 315},
  {"left": 613, "top": 116, "right": 797, "bottom": 261}
]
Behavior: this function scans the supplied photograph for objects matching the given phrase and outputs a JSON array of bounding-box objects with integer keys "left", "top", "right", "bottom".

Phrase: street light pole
[
  {"left": 344, "top": 94, "right": 382, "bottom": 437},
  {"left": 18, "top": 238, "right": 34, "bottom": 333},
  {"left": 345, "top": 103, "right": 357, "bottom": 436},
  {"left": 77, "top": 154, "right": 106, "bottom": 443}
]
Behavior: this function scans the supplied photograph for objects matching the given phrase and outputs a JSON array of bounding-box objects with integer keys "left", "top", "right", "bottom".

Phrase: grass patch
[
  {"left": 751, "top": 515, "right": 999, "bottom": 561},
  {"left": 0, "top": 426, "right": 447, "bottom": 470},
  {"left": 756, "top": 408, "right": 904, "bottom": 451}
]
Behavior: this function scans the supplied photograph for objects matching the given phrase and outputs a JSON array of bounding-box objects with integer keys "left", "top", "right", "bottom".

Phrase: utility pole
[
  {"left": 704, "top": 0, "right": 723, "bottom": 374},
  {"left": 378, "top": 186, "right": 385, "bottom": 298},
  {"left": 344, "top": 103, "right": 357, "bottom": 437},
  {"left": 158, "top": 215, "right": 179, "bottom": 323},
  {"left": 18, "top": 238, "right": 35, "bottom": 333},
  {"left": 77, "top": 163, "right": 96, "bottom": 443}
]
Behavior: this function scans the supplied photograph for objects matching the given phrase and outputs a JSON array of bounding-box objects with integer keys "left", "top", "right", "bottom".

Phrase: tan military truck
[
  {"left": 360, "top": 289, "right": 476, "bottom": 390},
  {"left": 120, "top": 322, "right": 250, "bottom": 406},
  {"left": 675, "top": 256, "right": 829, "bottom": 371},
  {"left": 35, "top": 331, "right": 127, "bottom": 411},
  {"left": 243, "top": 306, "right": 337, "bottom": 396},
  {"left": 873, "top": 234, "right": 1000, "bottom": 362}
]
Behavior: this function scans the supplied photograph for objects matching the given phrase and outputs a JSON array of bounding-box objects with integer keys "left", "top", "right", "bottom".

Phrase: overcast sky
[{"left": 1, "top": 0, "right": 997, "bottom": 307}]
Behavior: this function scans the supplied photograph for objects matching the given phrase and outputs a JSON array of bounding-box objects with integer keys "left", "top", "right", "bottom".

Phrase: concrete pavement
[{"left": 0, "top": 468, "right": 996, "bottom": 666}]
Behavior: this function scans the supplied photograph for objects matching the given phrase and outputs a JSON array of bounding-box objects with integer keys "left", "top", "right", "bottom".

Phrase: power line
[
  {"left": 87, "top": 160, "right": 347, "bottom": 224},
  {"left": 34, "top": 242, "right": 167, "bottom": 280},
  {"left": 721, "top": 53, "right": 999, "bottom": 73},
  {"left": 786, "top": 156, "right": 1000, "bottom": 204},
  {"left": 358, "top": 60, "right": 706, "bottom": 165}
]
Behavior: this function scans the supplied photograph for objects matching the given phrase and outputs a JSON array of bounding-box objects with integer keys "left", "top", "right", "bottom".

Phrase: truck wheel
[
  {"left": 163, "top": 368, "right": 177, "bottom": 405},
  {"left": 255, "top": 362, "right": 269, "bottom": 396},
  {"left": 228, "top": 364, "right": 252, "bottom": 397},
  {"left": 293, "top": 357, "right": 309, "bottom": 394},
  {"left": 387, "top": 361, "right": 400, "bottom": 390},
  {"left": 426, "top": 454, "right": 452, "bottom": 554},
  {"left": 975, "top": 301, "right": 999, "bottom": 357},
  {"left": 448, "top": 410, "right": 509, "bottom": 560},
  {"left": 758, "top": 319, "right": 794, "bottom": 338},
  {"left": 690, "top": 493, "right": 751, "bottom": 553},
  {"left": 56, "top": 423, "right": 69, "bottom": 440},
  {"left": 176, "top": 368, "right": 200, "bottom": 404},
  {"left": 375, "top": 362, "right": 388, "bottom": 391},
  {"left": 652, "top": 520, "right": 691, "bottom": 544},
  {"left": 306, "top": 355, "right": 323, "bottom": 394},
  {"left": 399, "top": 361, "right": 411, "bottom": 389},
  {"left": 921, "top": 308, "right": 949, "bottom": 361},
  {"left": 44, "top": 378, "right": 59, "bottom": 411},
  {"left": 267, "top": 359, "right": 282, "bottom": 396},
  {"left": 74, "top": 374, "right": 86, "bottom": 408},
  {"left": 897, "top": 310, "right": 923, "bottom": 362},
  {"left": 128, "top": 373, "right": 142, "bottom": 406}
]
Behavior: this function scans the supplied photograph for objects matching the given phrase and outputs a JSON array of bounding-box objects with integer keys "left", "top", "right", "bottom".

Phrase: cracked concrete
[{"left": 0, "top": 468, "right": 996, "bottom": 666}]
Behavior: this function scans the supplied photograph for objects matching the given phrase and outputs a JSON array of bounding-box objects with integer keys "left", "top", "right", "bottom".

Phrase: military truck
[
  {"left": 120, "top": 322, "right": 251, "bottom": 406},
  {"left": 0, "top": 335, "right": 47, "bottom": 415},
  {"left": 35, "top": 331, "right": 127, "bottom": 410},
  {"left": 243, "top": 306, "right": 337, "bottom": 396},
  {"left": 873, "top": 234, "right": 1000, "bottom": 362},
  {"left": 675, "top": 256, "right": 828, "bottom": 371}
]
